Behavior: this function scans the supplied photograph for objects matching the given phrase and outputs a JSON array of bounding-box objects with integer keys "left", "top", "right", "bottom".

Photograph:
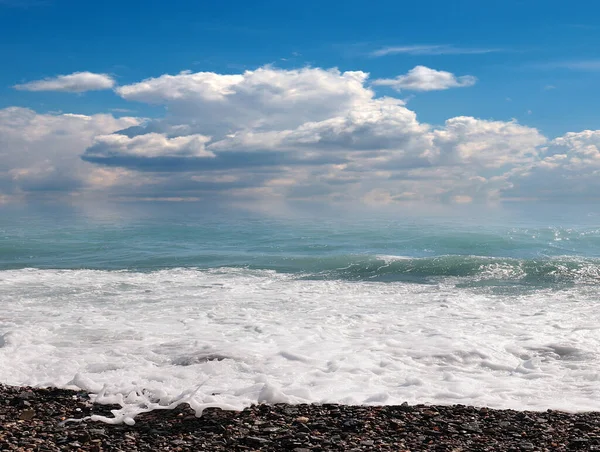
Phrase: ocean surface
[{"left": 2, "top": 203, "right": 600, "bottom": 424}]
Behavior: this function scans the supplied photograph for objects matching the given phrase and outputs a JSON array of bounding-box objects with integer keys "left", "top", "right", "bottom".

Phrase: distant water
[{"left": 2, "top": 204, "right": 600, "bottom": 424}]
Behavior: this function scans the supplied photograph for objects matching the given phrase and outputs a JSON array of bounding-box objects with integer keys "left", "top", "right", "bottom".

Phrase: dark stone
[
  {"left": 244, "top": 436, "right": 272, "bottom": 447},
  {"left": 461, "top": 422, "right": 482, "bottom": 433},
  {"left": 18, "top": 391, "right": 35, "bottom": 400},
  {"left": 574, "top": 422, "right": 591, "bottom": 431},
  {"left": 399, "top": 402, "right": 412, "bottom": 412},
  {"left": 570, "top": 438, "right": 590, "bottom": 449},
  {"left": 342, "top": 419, "right": 362, "bottom": 431}
]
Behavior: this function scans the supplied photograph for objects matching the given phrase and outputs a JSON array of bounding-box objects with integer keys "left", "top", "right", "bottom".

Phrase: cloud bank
[{"left": 2, "top": 65, "right": 599, "bottom": 207}]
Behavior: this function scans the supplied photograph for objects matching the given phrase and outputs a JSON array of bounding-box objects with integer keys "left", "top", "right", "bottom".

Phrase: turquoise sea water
[{"left": 2, "top": 204, "right": 600, "bottom": 287}]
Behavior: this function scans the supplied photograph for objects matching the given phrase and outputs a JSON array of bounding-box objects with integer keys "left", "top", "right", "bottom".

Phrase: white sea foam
[
  {"left": 477, "top": 261, "right": 526, "bottom": 280},
  {"left": 1, "top": 267, "right": 600, "bottom": 423},
  {"left": 375, "top": 254, "right": 413, "bottom": 263}
]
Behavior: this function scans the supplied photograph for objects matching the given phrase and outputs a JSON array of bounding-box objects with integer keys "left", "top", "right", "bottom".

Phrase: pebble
[{"left": 19, "top": 409, "right": 35, "bottom": 421}]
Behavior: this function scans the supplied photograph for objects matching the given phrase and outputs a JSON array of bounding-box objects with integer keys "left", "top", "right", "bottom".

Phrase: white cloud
[
  {"left": 73, "top": 66, "right": 557, "bottom": 204},
  {"left": 116, "top": 67, "right": 372, "bottom": 132},
  {"left": 88, "top": 133, "right": 214, "bottom": 159},
  {"left": 373, "top": 66, "right": 476, "bottom": 92},
  {"left": 371, "top": 44, "right": 501, "bottom": 57},
  {"left": 504, "top": 130, "right": 600, "bottom": 200},
  {"left": 14, "top": 72, "right": 115, "bottom": 93},
  {"left": 0, "top": 107, "right": 139, "bottom": 201},
  {"left": 209, "top": 97, "right": 428, "bottom": 154},
  {"left": 433, "top": 116, "right": 546, "bottom": 168}
]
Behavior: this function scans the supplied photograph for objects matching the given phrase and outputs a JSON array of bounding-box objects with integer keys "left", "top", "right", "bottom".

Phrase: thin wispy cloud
[
  {"left": 14, "top": 72, "right": 115, "bottom": 93},
  {"left": 531, "top": 59, "right": 600, "bottom": 71},
  {"left": 371, "top": 44, "right": 502, "bottom": 57},
  {"left": 555, "top": 60, "right": 600, "bottom": 71},
  {"left": 565, "top": 24, "right": 597, "bottom": 30}
]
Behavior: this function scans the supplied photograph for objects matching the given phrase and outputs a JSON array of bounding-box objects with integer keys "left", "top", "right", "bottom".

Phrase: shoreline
[{"left": 1, "top": 384, "right": 599, "bottom": 451}]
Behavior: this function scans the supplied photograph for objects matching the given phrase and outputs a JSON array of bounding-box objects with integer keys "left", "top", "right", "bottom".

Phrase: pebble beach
[{"left": 1, "top": 384, "right": 599, "bottom": 451}]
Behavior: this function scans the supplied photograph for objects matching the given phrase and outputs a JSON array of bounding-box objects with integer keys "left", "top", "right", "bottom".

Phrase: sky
[{"left": 1, "top": 0, "right": 600, "bottom": 209}]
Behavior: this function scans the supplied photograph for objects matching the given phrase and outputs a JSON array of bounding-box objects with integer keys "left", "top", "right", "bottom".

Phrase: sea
[{"left": 1, "top": 202, "right": 600, "bottom": 424}]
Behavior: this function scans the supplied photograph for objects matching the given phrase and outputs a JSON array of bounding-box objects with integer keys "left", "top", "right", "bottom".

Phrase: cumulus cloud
[
  {"left": 0, "top": 107, "right": 139, "bottom": 201},
  {"left": 88, "top": 68, "right": 439, "bottom": 201},
  {"left": 14, "top": 72, "right": 115, "bottom": 92},
  {"left": 373, "top": 66, "right": 476, "bottom": 92},
  {"left": 504, "top": 130, "right": 600, "bottom": 200},
  {"left": 209, "top": 97, "right": 429, "bottom": 154},
  {"left": 116, "top": 67, "right": 372, "bottom": 132},
  {"left": 87, "top": 133, "right": 214, "bottom": 159},
  {"left": 433, "top": 117, "right": 546, "bottom": 168}
]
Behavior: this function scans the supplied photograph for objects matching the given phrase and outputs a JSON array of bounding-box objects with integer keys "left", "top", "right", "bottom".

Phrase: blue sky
[
  {"left": 1, "top": 0, "right": 600, "bottom": 207},
  {"left": 2, "top": 0, "right": 599, "bottom": 134}
]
